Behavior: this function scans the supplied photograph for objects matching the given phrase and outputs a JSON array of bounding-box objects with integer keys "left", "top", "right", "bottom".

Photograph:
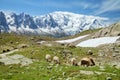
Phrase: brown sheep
[{"left": 81, "top": 57, "right": 95, "bottom": 67}]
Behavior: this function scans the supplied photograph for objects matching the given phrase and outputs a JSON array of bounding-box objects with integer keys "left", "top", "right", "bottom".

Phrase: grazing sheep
[
  {"left": 87, "top": 50, "right": 93, "bottom": 55},
  {"left": 70, "top": 58, "right": 78, "bottom": 66},
  {"left": 81, "top": 57, "right": 95, "bottom": 67},
  {"left": 45, "top": 54, "right": 52, "bottom": 62},
  {"left": 53, "top": 56, "right": 60, "bottom": 64}
]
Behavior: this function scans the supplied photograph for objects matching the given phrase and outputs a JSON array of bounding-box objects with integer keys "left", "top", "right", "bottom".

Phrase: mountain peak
[{"left": 0, "top": 11, "right": 109, "bottom": 37}]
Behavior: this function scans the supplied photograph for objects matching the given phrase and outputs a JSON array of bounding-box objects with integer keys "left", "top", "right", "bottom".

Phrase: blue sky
[{"left": 0, "top": 0, "right": 120, "bottom": 23}]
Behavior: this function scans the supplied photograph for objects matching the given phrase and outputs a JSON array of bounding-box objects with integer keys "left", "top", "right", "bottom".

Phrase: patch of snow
[
  {"left": 76, "top": 36, "right": 120, "bottom": 47},
  {"left": 56, "top": 35, "right": 89, "bottom": 43}
]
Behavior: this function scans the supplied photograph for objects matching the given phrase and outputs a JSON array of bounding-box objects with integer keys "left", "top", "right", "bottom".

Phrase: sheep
[
  {"left": 45, "top": 54, "right": 52, "bottom": 62},
  {"left": 87, "top": 50, "right": 93, "bottom": 55},
  {"left": 53, "top": 56, "right": 60, "bottom": 64},
  {"left": 81, "top": 57, "right": 95, "bottom": 67},
  {"left": 70, "top": 58, "right": 78, "bottom": 66}
]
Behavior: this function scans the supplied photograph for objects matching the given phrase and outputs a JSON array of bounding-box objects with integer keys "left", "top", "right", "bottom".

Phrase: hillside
[
  {"left": 93, "top": 22, "right": 120, "bottom": 38},
  {"left": 0, "top": 22, "right": 120, "bottom": 80}
]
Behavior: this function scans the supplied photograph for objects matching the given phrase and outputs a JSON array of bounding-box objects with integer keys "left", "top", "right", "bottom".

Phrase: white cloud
[
  {"left": 24, "top": 0, "right": 99, "bottom": 10},
  {"left": 95, "top": 0, "right": 120, "bottom": 15},
  {"left": 24, "top": 0, "right": 72, "bottom": 8},
  {"left": 72, "top": 1, "right": 99, "bottom": 9}
]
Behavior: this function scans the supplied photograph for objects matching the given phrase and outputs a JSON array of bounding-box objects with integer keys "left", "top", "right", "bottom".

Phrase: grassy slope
[{"left": 0, "top": 31, "right": 120, "bottom": 80}]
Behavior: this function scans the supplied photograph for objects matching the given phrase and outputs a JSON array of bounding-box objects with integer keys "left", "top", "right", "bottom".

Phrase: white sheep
[
  {"left": 70, "top": 58, "right": 78, "bottom": 66},
  {"left": 45, "top": 54, "right": 51, "bottom": 62},
  {"left": 53, "top": 56, "right": 60, "bottom": 64},
  {"left": 87, "top": 50, "right": 93, "bottom": 55}
]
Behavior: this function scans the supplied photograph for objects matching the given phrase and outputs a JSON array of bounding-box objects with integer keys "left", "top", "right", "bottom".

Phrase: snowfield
[
  {"left": 76, "top": 36, "right": 120, "bottom": 47},
  {"left": 56, "top": 35, "right": 89, "bottom": 43}
]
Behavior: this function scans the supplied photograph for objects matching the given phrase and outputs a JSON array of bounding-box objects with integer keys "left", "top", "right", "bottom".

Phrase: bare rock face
[{"left": 93, "top": 22, "right": 120, "bottom": 38}]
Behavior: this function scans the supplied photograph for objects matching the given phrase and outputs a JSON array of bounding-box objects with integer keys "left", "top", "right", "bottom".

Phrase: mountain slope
[
  {"left": 0, "top": 11, "right": 109, "bottom": 37},
  {"left": 93, "top": 22, "right": 120, "bottom": 38}
]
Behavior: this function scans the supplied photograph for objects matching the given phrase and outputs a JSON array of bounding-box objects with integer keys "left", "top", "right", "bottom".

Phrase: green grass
[
  {"left": 0, "top": 61, "right": 119, "bottom": 80},
  {"left": 0, "top": 33, "right": 120, "bottom": 80},
  {"left": 1, "top": 45, "right": 119, "bottom": 80}
]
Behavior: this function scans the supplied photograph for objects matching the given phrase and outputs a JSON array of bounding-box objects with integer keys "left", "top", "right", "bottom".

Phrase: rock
[
  {"left": 106, "top": 77, "right": 112, "bottom": 80},
  {"left": 17, "top": 44, "right": 29, "bottom": 48},
  {"left": 0, "top": 61, "right": 4, "bottom": 65},
  {"left": 8, "top": 66, "right": 13, "bottom": 69},
  {"left": 62, "top": 72, "right": 66, "bottom": 77},
  {"left": 10, "top": 41, "right": 13, "bottom": 44},
  {"left": 112, "top": 53, "right": 120, "bottom": 57},
  {"left": 6, "top": 49, "right": 10, "bottom": 52},
  {"left": 47, "top": 66, "right": 52, "bottom": 70},
  {"left": 0, "top": 54, "right": 33, "bottom": 66},
  {"left": 2, "top": 50, "right": 6, "bottom": 53},
  {"left": 114, "top": 49, "right": 119, "bottom": 53}
]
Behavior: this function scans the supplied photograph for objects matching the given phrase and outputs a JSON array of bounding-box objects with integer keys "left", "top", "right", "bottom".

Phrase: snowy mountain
[{"left": 0, "top": 11, "right": 109, "bottom": 37}]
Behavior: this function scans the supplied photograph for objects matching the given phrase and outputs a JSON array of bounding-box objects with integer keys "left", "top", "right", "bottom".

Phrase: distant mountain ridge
[{"left": 0, "top": 11, "right": 109, "bottom": 37}]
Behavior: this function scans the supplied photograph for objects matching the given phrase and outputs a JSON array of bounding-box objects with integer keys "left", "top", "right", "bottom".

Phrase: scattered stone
[
  {"left": 114, "top": 49, "right": 119, "bottom": 53},
  {"left": 66, "top": 77, "right": 71, "bottom": 80},
  {"left": 0, "top": 61, "right": 4, "bottom": 65},
  {"left": 112, "top": 53, "right": 120, "bottom": 57},
  {"left": 80, "top": 70, "right": 94, "bottom": 75},
  {"left": 106, "top": 77, "right": 112, "bottom": 80},
  {"left": 47, "top": 66, "right": 52, "bottom": 70},
  {"left": 30, "top": 50, "right": 35, "bottom": 54},
  {"left": 45, "top": 44, "right": 52, "bottom": 46},
  {"left": 18, "top": 44, "right": 29, "bottom": 48},
  {"left": 16, "top": 42, "right": 19, "bottom": 44},
  {"left": 62, "top": 72, "right": 66, "bottom": 77},
  {"left": 2, "top": 50, "right": 6, "bottom": 53},
  {"left": 10, "top": 41, "right": 13, "bottom": 44},
  {"left": 6, "top": 49, "right": 10, "bottom": 52},
  {"left": 8, "top": 66, "right": 13, "bottom": 69}
]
